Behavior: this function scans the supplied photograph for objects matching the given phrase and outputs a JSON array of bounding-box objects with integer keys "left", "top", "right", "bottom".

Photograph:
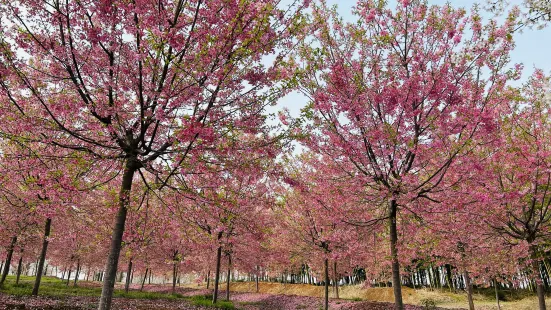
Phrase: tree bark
[
  {"left": 74, "top": 260, "right": 81, "bottom": 287},
  {"left": 172, "top": 261, "right": 177, "bottom": 294},
  {"left": 206, "top": 269, "right": 210, "bottom": 289},
  {"left": 464, "top": 270, "right": 475, "bottom": 310},
  {"left": 389, "top": 199, "right": 403, "bottom": 310},
  {"left": 99, "top": 162, "right": 136, "bottom": 310},
  {"left": 530, "top": 245, "right": 546, "bottom": 310},
  {"left": 255, "top": 267, "right": 259, "bottom": 293},
  {"left": 212, "top": 245, "right": 222, "bottom": 303},
  {"left": 125, "top": 259, "right": 133, "bottom": 293},
  {"left": 324, "top": 257, "right": 329, "bottom": 310},
  {"left": 0, "top": 235, "right": 17, "bottom": 285},
  {"left": 141, "top": 268, "right": 148, "bottom": 291},
  {"left": 32, "top": 218, "right": 51, "bottom": 296},
  {"left": 493, "top": 279, "right": 501, "bottom": 310},
  {"left": 333, "top": 260, "right": 339, "bottom": 299},
  {"left": 16, "top": 253, "right": 23, "bottom": 285},
  {"left": 67, "top": 269, "right": 72, "bottom": 286},
  {"left": 225, "top": 254, "right": 231, "bottom": 301}
]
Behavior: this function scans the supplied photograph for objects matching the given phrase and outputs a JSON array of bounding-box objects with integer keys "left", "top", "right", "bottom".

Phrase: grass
[
  {"left": 0, "top": 275, "right": 183, "bottom": 300},
  {"left": 185, "top": 294, "right": 235, "bottom": 309},
  {"left": 0, "top": 277, "right": 236, "bottom": 309}
]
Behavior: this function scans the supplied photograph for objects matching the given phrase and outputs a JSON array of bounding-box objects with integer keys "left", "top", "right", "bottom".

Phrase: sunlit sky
[{"left": 276, "top": 0, "right": 551, "bottom": 118}]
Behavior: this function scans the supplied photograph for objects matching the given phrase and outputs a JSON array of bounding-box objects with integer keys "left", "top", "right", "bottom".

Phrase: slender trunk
[
  {"left": 0, "top": 235, "right": 17, "bottom": 285},
  {"left": 530, "top": 245, "right": 546, "bottom": 310},
  {"left": 74, "top": 260, "right": 81, "bottom": 287},
  {"left": 389, "top": 199, "right": 403, "bottom": 310},
  {"left": 141, "top": 268, "right": 148, "bottom": 291},
  {"left": 464, "top": 270, "right": 475, "bottom": 310},
  {"left": 333, "top": 260, "right": 339, "bottom": 299},
  {"left": 99, "top": 163, "right": 136, "bottom": 310},
  {"left": 206, "top": 270, "right": 210, "bottom": 289},
  {"left": 32, "top": 218, "right": 51, "bottom": 296},
  {"left": 255, "top": 267, "right": 259, "bottom": 293},
  {"left": 67, "top": 269, "right": 72, "bottom": 286},
  {"left": 445, "top": 264, "right": 453, "bottom": 291},
  {"left": 212, "top": 245, "right": 222, "bottom": 304},
  {"left": 324, "top": 257, "right": 329, "bottom": 310},
  {"left": 226, "top": 254, "right": 231, "bottom": 301},
  {"left": 494, "top": 279, "right": 501, "bottom": 310},
  {"left": 125, "top": 259, "right": 133, "bottom": 293},
  {"left": 15, "top": 253, "right": 23, "bottom": 285},
  {"left": 172, "top": 262, "right": 177, "bottom": 294}
]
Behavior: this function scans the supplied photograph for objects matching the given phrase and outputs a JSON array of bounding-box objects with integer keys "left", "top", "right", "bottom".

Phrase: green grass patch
[
  {"left": 0, "top": 275, "right": 184, "bottom": 301},
  {"left": 186, "top": 294, "right": 235, "bottom": 309},
  {"left": 344, "top": 297, "right": 362, "bottom": 302}
]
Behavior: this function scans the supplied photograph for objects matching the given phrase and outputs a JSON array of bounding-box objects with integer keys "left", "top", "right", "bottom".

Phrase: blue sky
[{"left": 276, "top": 0, "right": 551, "bottom": 118}]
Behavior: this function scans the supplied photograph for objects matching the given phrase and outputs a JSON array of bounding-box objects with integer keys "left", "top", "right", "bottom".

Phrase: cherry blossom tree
[{"left": 294, "top": 0, "right": 518, "bottom": 308}]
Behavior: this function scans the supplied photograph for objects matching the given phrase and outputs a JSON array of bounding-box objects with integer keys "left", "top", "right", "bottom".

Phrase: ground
[{"left": 0, "top": 276, "right": 547, "bottom": 309}]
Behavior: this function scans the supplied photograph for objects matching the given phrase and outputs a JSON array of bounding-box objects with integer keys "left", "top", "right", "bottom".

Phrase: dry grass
[{"left": 186, "top": 281, "right": 551, "bottom": 309}]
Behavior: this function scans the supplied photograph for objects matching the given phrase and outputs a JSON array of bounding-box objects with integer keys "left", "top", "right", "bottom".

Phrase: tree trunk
[
  {"left": 212, "top": 245, "right": 222, "bottom": 304},
  {"left": 226, "top": 254, "right": 231, "bottom": 301},
  {"left": 125, "top": 260, "right": 133, "bottom": 293},
  {"left": 0, "top": 235, "right": 17, "bottom": 285},
  {"left": 99, "top": 163, "right": 136, "bottom": 310},
  {"left": 67, "top": 269, "right": 72, "bottom": 286},
  {"left": 255, "top": 267, "right": 259, "bottom": 293},
  {"left": 206, "top": 269, "right": 210, "bottom": 289},
  {"left": 464, "top": 270, "right": 475, "bottom": 310},
  {"left": 15, "top": 254, "right": 23, "bottom": 285},
  {"left": 74, "top": 260, "right": 81, "bottom": 287},
  {"left": 389, "top": 199, "right": 403, "bottom": 310},
  {"left": 141, "top": 268, "right": 148, "bottom": 291},
  {"left": 172, "top": 262, "right": 177, "bottom": 294},
  {"left": 324, "top": 257, "right": 329, "bottom": 310},
  {"left": 333, "top": 260, "right": 339, "bottom": 299},
  {"left": 32, "top": 218, "right": 51, "bottom": 296},
  {"left": 445, "top": 264, "right": 453, "bottom": 291},
  {"left": 531, "top": 245, "right": 546, "bottom": 310},
  {"left": 493, "top": 279, "right": 501, "bottom": 310}
]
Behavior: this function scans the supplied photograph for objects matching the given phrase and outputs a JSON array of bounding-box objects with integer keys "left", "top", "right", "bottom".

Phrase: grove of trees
[{"left": 0, "top": 0, "right": 550, "bottom": 310}]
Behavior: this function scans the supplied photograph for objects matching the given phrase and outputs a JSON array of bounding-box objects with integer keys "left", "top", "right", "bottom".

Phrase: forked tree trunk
[
  {"left": 324, "top": 257, "right": 329, "bottom": 310},
  {"left": 0, "top": 235, "right": 17, "bottom": 285},
  {"left": 212, "top": 245, "right": 222, "bottom": 303},
  {"left": 226, "top": 254, "right": 231, "bottom": 301},
  {"left": 99, "top": 163, "right": 136, "bottom": 310},
  {"left": 16, "top": 253, "right": 23, "bottom": 285},
  {"left": 32, "top": 218, "right": 51, "bottom": 296},
  {"left": 125, "top": 259, "right": 133, "bottom": 293},
  {"left": 464, "top": 270, "right": 475, "bottom": 310},
  {"left": 389, "top": 199, "right": 403, "bottom": 310},
  {"left": 530, "top": 245, "right": 546, "bottom": 310}
]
